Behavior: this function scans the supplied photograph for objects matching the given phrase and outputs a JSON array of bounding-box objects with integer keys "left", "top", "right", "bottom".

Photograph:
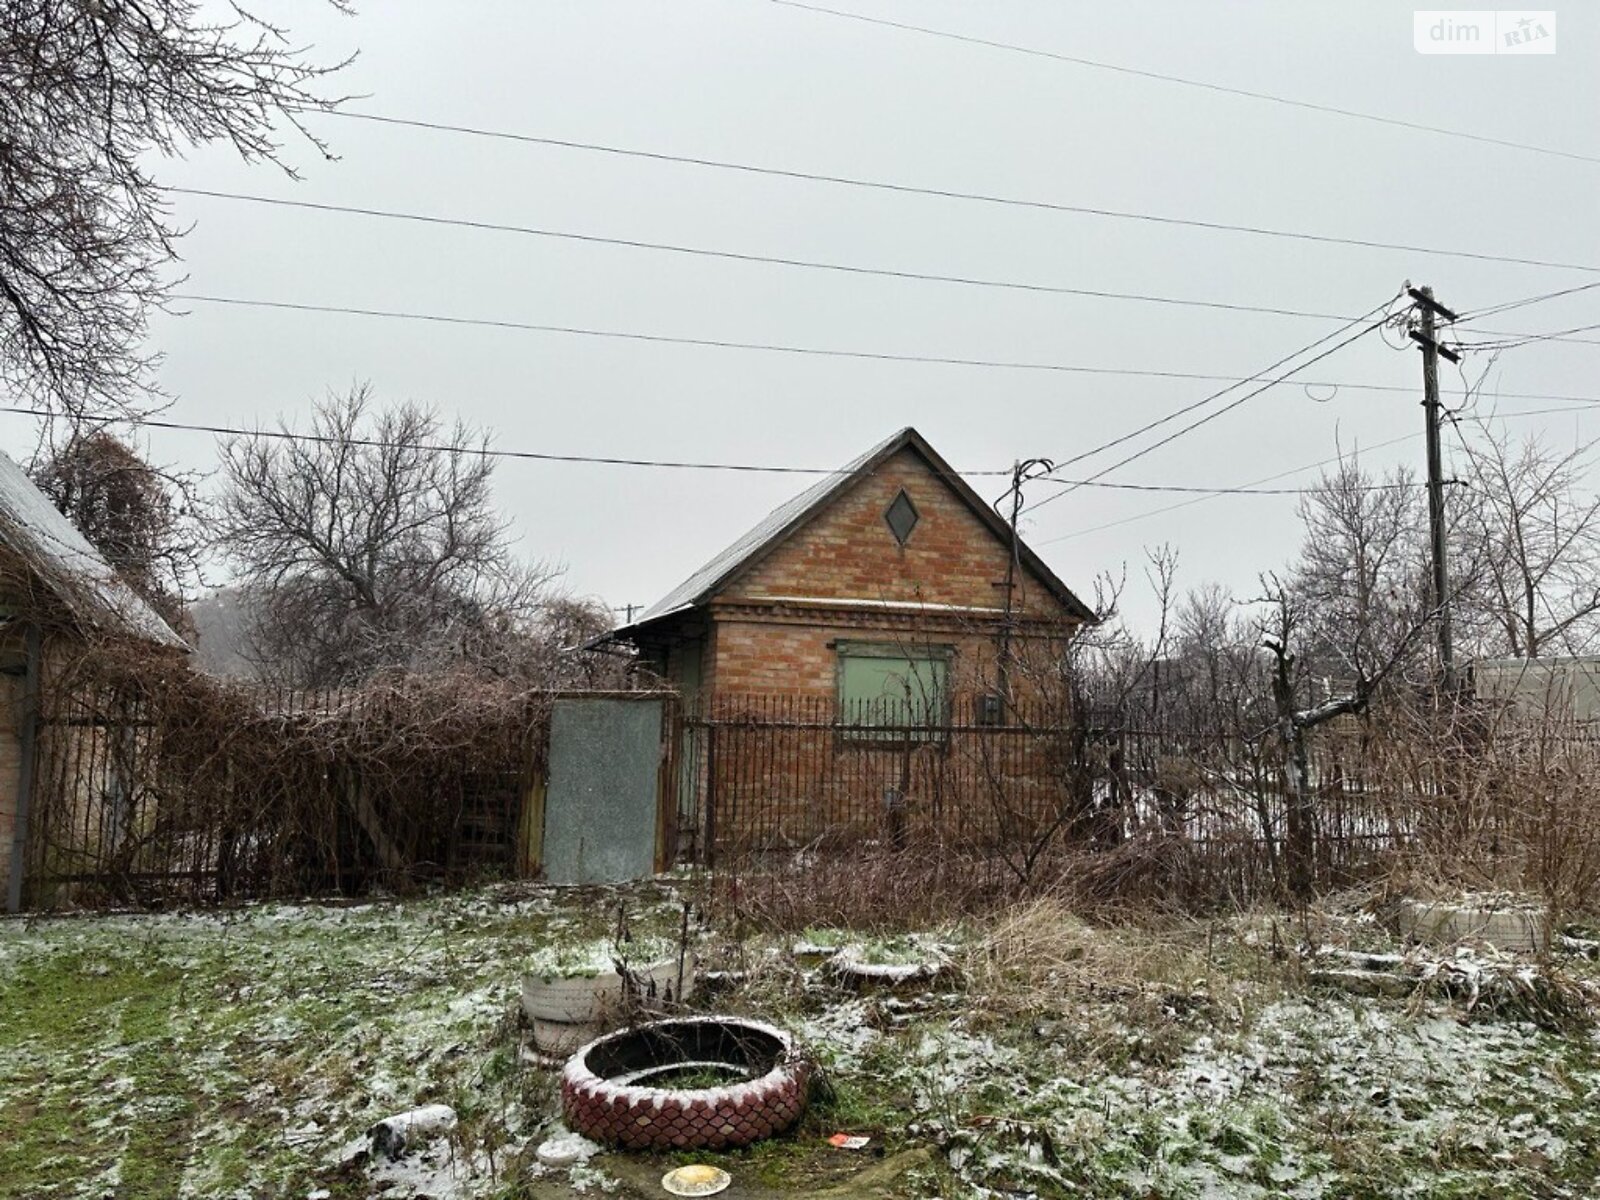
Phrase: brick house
[{"left": 609, "top": 427, "right": 1093, "bottom": 721}]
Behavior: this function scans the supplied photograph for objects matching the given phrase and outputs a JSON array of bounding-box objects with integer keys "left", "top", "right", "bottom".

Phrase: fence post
[
  {"left": 5, "top": 623, "right": 42, "bottom": 914},
  {"left": 703, "top": 718, "right": 718, "bottom": 871}
]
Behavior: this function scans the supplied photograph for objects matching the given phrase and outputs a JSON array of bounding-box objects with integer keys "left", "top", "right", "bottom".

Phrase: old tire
[
  {"left": 560, "top": 1016, "right": 810, "bottom": 1151},
  {"left": 829, "top": 946, "right": 953, "bottom": 992},
  {"left": 522, "top": 955, "right": 696, "bottom": 1023}
]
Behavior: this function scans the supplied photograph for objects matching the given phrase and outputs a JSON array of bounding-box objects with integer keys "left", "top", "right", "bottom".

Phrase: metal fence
[
  {"left": 682, "top": 693, "right": 1440, "bottom": 913},
  {"left": 20, "top": 672, "right": 1499, "bottom": 915}
]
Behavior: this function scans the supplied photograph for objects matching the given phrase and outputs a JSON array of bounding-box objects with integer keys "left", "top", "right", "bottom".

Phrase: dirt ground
[{"left": 519, "top": 1147, "right": 932, "bottom": 1199}]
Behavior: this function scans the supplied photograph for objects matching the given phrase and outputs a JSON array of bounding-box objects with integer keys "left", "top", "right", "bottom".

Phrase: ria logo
[{"left": 1414, "top": 10, "right": 1555, "bottom": 54}]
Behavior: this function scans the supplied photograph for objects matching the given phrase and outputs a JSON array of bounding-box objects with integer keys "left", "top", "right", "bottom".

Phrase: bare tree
[
  {"left": 523, "top": 596, "right": 634, "bottom": 689},
  {"left": 432, "top": 592, "right": 634, "bottom": 689},
  {"left": 1063, "top": 546, "right": 1180, "bottom": 718},
  {"left": 1255, "top": 560, "right": 1437, "bottom": 897},
  {"left": 30, "top": 426, "right": 203, "bottom": 633},
  {"left": 216, "top": 384, "right": 554, "bottom": 685},
  {"left": 1291, "top": 456, "right": 1429, "bottom": 687},
  {"left": 1453, "top": 424, "right": 1600, "bottom": 658},
  {"left": 1167, "top": 582, "right": 1268, "bottom": 733},
  {"left": 0, "top": 0, "right": 351, "bottom": 413}
]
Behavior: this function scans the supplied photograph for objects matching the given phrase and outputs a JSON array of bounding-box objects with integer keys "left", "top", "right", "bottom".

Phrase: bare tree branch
[{"left": 0, "top": 0, "right": 353, "bottom": 414}]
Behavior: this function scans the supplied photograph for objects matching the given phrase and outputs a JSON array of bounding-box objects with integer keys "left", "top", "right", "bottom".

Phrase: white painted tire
[
  {"left": 532, "top": 1017, "right": 601, "bottom": 1056},
  {"left": 522, "top": 955, "right": 696, "bottom": 1024}
]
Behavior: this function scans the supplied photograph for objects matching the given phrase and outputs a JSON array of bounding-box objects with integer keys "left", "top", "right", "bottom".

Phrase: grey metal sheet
[{"left": 542, "top": 696, "right": 664, "bottom": 884}]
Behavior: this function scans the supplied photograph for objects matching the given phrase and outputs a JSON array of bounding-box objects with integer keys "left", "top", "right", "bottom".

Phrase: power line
[
  {"left": 309, "top": 110, "right": 1600, "bottom": 277},
  {"left": 1032, "top": 402, "right": 1600, "bottom": 544},
  {"left": 1457, "top": 319, "right": 1600, "bottom": 353},
  {"left": 1033, "top": 433, "right": 1421, "bottom": 545},
  {"left": 165, "top": 291, "right": 1600, "bottom": 405},
  {"left": 1459, "top": 280, "right": 1600, "bottom": 322},
  {"left": 169, "top": 186, "right": 1600, "bottom": 345},
  {"left": 768, "top": 0, "right": 1600, "bottom": 168},
  {"left": 0, "top": 402, "right": 1415, "bottom": 495},
  {"left": 166, "top": 187, "right": 1354, "bottom": 323},
  {"left": 1025, "top": 311, "right": 1396, "bottom": 515},
  {"left": 1026, "top": 299, "right": 1401, "bottom": 496},
  {"left": 1, "top": 404, "right": 953, "bottom": 475}
]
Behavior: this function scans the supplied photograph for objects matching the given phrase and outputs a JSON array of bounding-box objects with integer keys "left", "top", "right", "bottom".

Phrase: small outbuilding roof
[
  {"left": 612, "top": 427, "right": 1094, "bottom": 641},
  {"left": 0, "top": 450, "right": 185, "bottom": 648}
]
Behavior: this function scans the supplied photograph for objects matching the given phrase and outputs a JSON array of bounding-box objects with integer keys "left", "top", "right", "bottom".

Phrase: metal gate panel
[{"left": 542, "top": 696, "right": 665, "bottom": 884}]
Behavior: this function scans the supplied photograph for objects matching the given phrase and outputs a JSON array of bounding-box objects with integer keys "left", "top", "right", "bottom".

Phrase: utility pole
[
  {"left": 996, "top": 460, "right": 1024, "bottom": 701},
  {"left": 993, "top": 458, "right": 1053, "bottom": 706},
  {"left": 1408, "top": 285, "right": 1461, "bottom": 691}
]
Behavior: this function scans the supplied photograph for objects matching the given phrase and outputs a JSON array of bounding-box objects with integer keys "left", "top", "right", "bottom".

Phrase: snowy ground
[
  {"left": 0, "top": 882, "right": 689, "bottom": 1200},
  {"left": 3, "top": 885, "right": 1599, "bottom": 1199}
]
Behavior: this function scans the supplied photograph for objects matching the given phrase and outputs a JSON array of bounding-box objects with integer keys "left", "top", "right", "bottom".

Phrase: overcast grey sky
[{"left": 14, "top": 1, "right": 1598, "bottom": 630}]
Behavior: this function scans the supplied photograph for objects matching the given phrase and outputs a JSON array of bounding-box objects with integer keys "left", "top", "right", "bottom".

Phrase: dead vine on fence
[{"left": 23, "top": 634, "right": 554, "bottom": 907}]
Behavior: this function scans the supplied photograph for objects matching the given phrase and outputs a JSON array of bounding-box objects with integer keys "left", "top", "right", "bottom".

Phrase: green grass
[
  {"left": 7, "top": 887, "right": 1600, "bottom": 1199},
  {"left": 0, "top": 883, "right": 691, "bottom": 1199}
]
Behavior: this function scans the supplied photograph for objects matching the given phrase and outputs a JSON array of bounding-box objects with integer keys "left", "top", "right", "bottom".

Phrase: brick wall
[
  {"left": 727, "top": 445, "right": 1074, "bottom": 619},
  {"left": 706, "top": 445, "right": 1079, "bottom": 699},
  {"left": 694, "top": 691, "right": 1081, "bottom": 857},
  {"left": 709, "top": 608, "right": 1020, "bottom": 697}
]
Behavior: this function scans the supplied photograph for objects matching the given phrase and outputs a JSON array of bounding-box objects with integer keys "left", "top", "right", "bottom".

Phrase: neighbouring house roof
[
  {"left": 611, "top": 427, "right": 1094, "bottom": 642},
  {"left": 0, "top": 450, "right": 186, "bottom": 649},
  {"left": 1472, "top": 656, "right": 1600, "bottom": 721}
]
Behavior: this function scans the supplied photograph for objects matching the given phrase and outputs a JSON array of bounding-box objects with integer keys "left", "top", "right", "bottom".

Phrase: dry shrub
[
  {"left": 710, "top": 831, "right": 1287, "bottom": 936},
  {"left": 707, "top": 694, "right": 1600, "bottom": 929},
  {"left": 1378, "top": 703, "right": 1600, "bottom": 924},
  {"left": 24, "top": 634, "right": 565, "bottom": 906},
  {"left": 1411, "top": 955, "right": 1595, "bottom": 1034},
  {"left": 709, "top": 839, "right": 1016, "bottom": 935},
  {"left": 961, "top": 898, "right": 1231, "bottom": 1018}
]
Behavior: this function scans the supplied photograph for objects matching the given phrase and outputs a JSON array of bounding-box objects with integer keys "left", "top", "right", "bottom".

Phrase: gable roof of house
[
  {"left": 613, "top": 427, "right": 1094, "bottom": 640},
  {"left": 0, "top": 450, "right": 186, "bottom": 648}
]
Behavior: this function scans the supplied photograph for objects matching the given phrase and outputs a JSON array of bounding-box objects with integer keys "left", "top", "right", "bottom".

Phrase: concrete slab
[{"left": 1398, "top": 898, "right": 1548, "bottom": 952}]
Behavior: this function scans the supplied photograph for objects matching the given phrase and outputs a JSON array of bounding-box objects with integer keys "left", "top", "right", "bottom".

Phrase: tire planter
[
  {"left": 523, "top": 954, "right": 696, "bottom": 1055},
  {"left": 522, "top": 955, "right": 696, "bottom": 1023},
  {"left": 530, "top": 1017, "right": 597, "bottom": 1057},
  {"left": 1398, "top": 898, "right": 1548, "bottom": 953},
  {"left": 830, "top": 944, "right": 952, "bottom": 992},
  {"left": 560, "top": 1016, "right": 810, "bottom": 1151}
]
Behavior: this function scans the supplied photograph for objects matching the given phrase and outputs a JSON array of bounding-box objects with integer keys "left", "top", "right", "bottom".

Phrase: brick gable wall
[
  {"left": 725, "top": 446, "right": 1071, "bottom": 618},
  {"left": 700, "top": 446, "right": 1079, "bottom": 699}
]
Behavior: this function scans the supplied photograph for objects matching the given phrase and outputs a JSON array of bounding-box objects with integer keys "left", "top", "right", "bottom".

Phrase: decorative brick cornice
[{"left": 709, "top": 597, "right": 1075, "bottom": 639}]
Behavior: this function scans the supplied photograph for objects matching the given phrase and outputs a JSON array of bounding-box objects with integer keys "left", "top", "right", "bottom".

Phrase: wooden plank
[
  {"left": 517, "top": 769, "right": 546, "bottom": 879},
  {"left": 347, "top": 775, "right": 405, "bottom": 872}
]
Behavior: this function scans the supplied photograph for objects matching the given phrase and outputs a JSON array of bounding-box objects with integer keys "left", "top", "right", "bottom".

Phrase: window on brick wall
[
  {"left": 836, "top": 641, "right": 950, "bottom": 738},
  {"left": 884, "top": 489, "right": 919, "bottom": 546}
]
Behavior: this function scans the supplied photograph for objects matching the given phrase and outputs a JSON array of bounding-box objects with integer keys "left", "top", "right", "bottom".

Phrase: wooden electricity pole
[
  {"left": 996, "top": 459, "right": 1024, "bottom": 701},
  {"left": 994, "top": 457, "right": 1056, "bottom": 705},
  {"left": 1408, "top": 285, "right": 1461, "bottom": 691}
]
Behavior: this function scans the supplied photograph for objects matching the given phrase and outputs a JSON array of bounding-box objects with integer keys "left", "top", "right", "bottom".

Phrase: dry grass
[{"left": 959, "top": 898, "right": 1264, "bottom": 1020}]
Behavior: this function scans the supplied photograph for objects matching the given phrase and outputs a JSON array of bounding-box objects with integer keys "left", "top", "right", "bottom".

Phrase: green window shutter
[{"left": 838, "top": 652, "right": 948, "bottom": 728}]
